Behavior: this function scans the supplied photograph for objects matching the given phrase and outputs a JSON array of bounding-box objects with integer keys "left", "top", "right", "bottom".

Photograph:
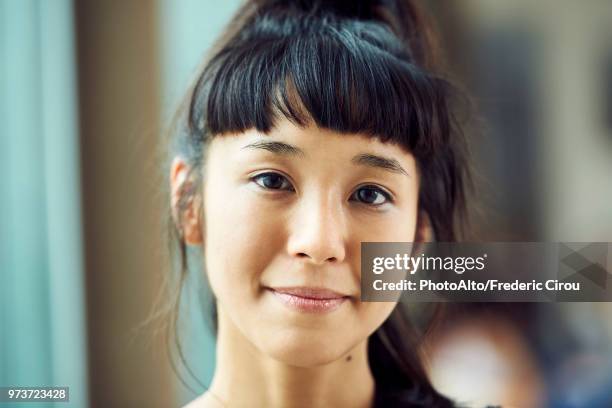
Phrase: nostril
[{"left": 295, "top": 253, "right": 338, "bottom": 263}]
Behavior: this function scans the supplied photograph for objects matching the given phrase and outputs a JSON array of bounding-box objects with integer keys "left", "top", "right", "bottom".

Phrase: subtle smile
[{"left": 267, "top": 287, "right": 349, "bottom": 314}]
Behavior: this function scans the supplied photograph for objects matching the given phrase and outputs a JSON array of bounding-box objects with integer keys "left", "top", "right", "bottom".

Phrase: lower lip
[{"left": 270, "top": 290, "right": 348, "bottom": 314}]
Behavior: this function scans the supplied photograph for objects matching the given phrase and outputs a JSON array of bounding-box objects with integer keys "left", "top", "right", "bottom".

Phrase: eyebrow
[
  {"left": 242, "top": 140, "right": 409, "bottom": 176},
  {"left": 241, "top": 140, "right": 305, "bottom": 156},
  {"left": 351, "top": 153, "right": 409, "bottom": 177}
]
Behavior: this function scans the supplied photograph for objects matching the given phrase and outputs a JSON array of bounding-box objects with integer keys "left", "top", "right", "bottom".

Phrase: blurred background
[{"left": 0, "top": 0, "right": 611, "bottom": 407}]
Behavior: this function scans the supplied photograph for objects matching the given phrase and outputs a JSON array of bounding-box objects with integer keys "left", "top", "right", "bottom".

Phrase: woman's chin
[
  {"left": 269, "top": 347, "right": 345, "bottom": 368},
  {"left": 259, "top": 332, "right": 353, "bottom": 368}
]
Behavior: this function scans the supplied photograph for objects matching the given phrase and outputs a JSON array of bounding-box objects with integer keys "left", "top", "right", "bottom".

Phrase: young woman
[{"left": 167, "top": 0, "right": 470, "bottom": 406}]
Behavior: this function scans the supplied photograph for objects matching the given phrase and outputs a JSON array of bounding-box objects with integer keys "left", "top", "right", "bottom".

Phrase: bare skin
[
  {"left": 173, "top": 119, "right": 424, "bottom": 408},
  {"left": 190, "top": 307, "right": 375, "bottom": 408}
]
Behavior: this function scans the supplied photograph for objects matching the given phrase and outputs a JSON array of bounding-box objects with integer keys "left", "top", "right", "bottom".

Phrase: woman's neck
[{"left": 206, "top": 308, "right": 375, "bottom": 408}]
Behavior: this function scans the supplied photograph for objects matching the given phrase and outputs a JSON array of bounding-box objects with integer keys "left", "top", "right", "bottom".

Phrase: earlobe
[
  {"left": 412, "top": 211, "right": 434, "bottom": 257},
  {"left": 170, "top": 157, "right": 204, "bottom": 246},
  {"left": 183, "top": 197, "right": 204, "bottom": 246},
  {"left": 415, "top": 210, "right": 434, "bottom": 243}
]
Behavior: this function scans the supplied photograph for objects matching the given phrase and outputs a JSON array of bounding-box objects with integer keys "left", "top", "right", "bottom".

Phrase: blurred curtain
[{"left": 0, "top": 1, "right": 89, "bottom": 407}]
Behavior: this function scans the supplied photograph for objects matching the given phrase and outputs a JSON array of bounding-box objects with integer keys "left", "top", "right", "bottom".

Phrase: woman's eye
[
  {"left": 351, "top": 186, "right": 391, "bottom": 206},
  {"left": 251, "top": 172, "right": 293, "bottom": 191}
]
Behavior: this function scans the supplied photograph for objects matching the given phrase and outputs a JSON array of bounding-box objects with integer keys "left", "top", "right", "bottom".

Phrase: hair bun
[{"left": 253, "top": 0, "right": 387, "bottom": 19}]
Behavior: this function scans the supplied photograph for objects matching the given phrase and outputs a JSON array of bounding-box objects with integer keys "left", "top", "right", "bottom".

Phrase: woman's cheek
[
  {"left": 204, "top": 184, "right": 285, "bottom": 296},
  {"left": 364, "top": 301, "right": 397, "bottom": 327}
]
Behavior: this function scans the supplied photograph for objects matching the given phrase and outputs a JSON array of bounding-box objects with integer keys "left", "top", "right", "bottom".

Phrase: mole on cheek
[{"left": 346, "top": 355, "right": 352, "bottom": 362}]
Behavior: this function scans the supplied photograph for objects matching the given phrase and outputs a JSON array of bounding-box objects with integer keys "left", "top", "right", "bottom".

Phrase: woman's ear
[
  {"left": 412, "top": 210, "right": 434, "bottom": 257},
  {"left": 415, "top": 210, "right": 434, "bottom": 243},
  {"left": 412, "top": 210, "right": 435, "bottom": 253},
  {"left": 170, "top": 157, "right": 203, "bottom": 246}
]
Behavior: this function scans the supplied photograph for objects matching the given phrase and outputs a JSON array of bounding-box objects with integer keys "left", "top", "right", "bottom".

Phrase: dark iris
[
  {"left": 256, "top": 173, "right": 287, "bottom": 189},
  {"left": 355, "top": 187, "right": 386, "bottom": 205}
]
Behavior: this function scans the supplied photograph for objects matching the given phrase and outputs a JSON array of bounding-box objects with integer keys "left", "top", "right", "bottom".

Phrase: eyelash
[{"left": 250, "top": 172, "right": 393, "bottom": 206}]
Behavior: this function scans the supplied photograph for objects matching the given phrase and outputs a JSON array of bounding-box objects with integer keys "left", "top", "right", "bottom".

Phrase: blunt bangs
[{"left": 187, "top": 14, "right": 452, "bottom": 156}]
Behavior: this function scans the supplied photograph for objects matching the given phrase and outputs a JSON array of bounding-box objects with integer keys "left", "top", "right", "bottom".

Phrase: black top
[{"left": 373, "top": 384, "right": 459, "bottom": 408}]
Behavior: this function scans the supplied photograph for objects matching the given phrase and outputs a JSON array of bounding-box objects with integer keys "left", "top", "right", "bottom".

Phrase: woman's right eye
[{"left": 251, "top": 172, "right": 294, "bottom": 191}]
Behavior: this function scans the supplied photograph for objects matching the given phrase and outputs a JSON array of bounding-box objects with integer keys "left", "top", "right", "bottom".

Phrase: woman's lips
[{"left": 268, "top": 287, "right": 349, "bottom": 314}]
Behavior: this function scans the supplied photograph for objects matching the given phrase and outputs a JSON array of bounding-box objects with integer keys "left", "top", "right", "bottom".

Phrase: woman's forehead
[{"left": 214, "top": 119, "right": 416, "bottom": 167}]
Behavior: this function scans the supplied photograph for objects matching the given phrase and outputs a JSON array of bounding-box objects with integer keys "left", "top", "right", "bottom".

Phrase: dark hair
[{"left": 166, "top": 0, "right": 470, "bottom": 406}]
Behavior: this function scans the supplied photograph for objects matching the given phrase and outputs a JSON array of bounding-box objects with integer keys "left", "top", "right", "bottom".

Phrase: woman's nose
[{"left": 286, "top": 194, "right": 347, "bottom": 265}]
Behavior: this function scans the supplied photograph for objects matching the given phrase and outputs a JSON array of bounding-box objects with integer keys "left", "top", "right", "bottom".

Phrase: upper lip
[{"left": 269, "top": 287, "right": 349, "bottom": 299}]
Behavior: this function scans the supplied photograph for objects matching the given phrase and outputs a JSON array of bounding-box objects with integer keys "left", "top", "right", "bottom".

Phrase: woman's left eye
[
  {"left": 351, "top": 186, "right": 392, "bottom": 206},
  {"left": 251, "top": 172, "right": 294, "bottom": 191}
]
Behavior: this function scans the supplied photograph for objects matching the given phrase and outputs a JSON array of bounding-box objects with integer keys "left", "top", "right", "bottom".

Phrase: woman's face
[{"left": 200, "top": 118, "right": 420, "bottom": 366}]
